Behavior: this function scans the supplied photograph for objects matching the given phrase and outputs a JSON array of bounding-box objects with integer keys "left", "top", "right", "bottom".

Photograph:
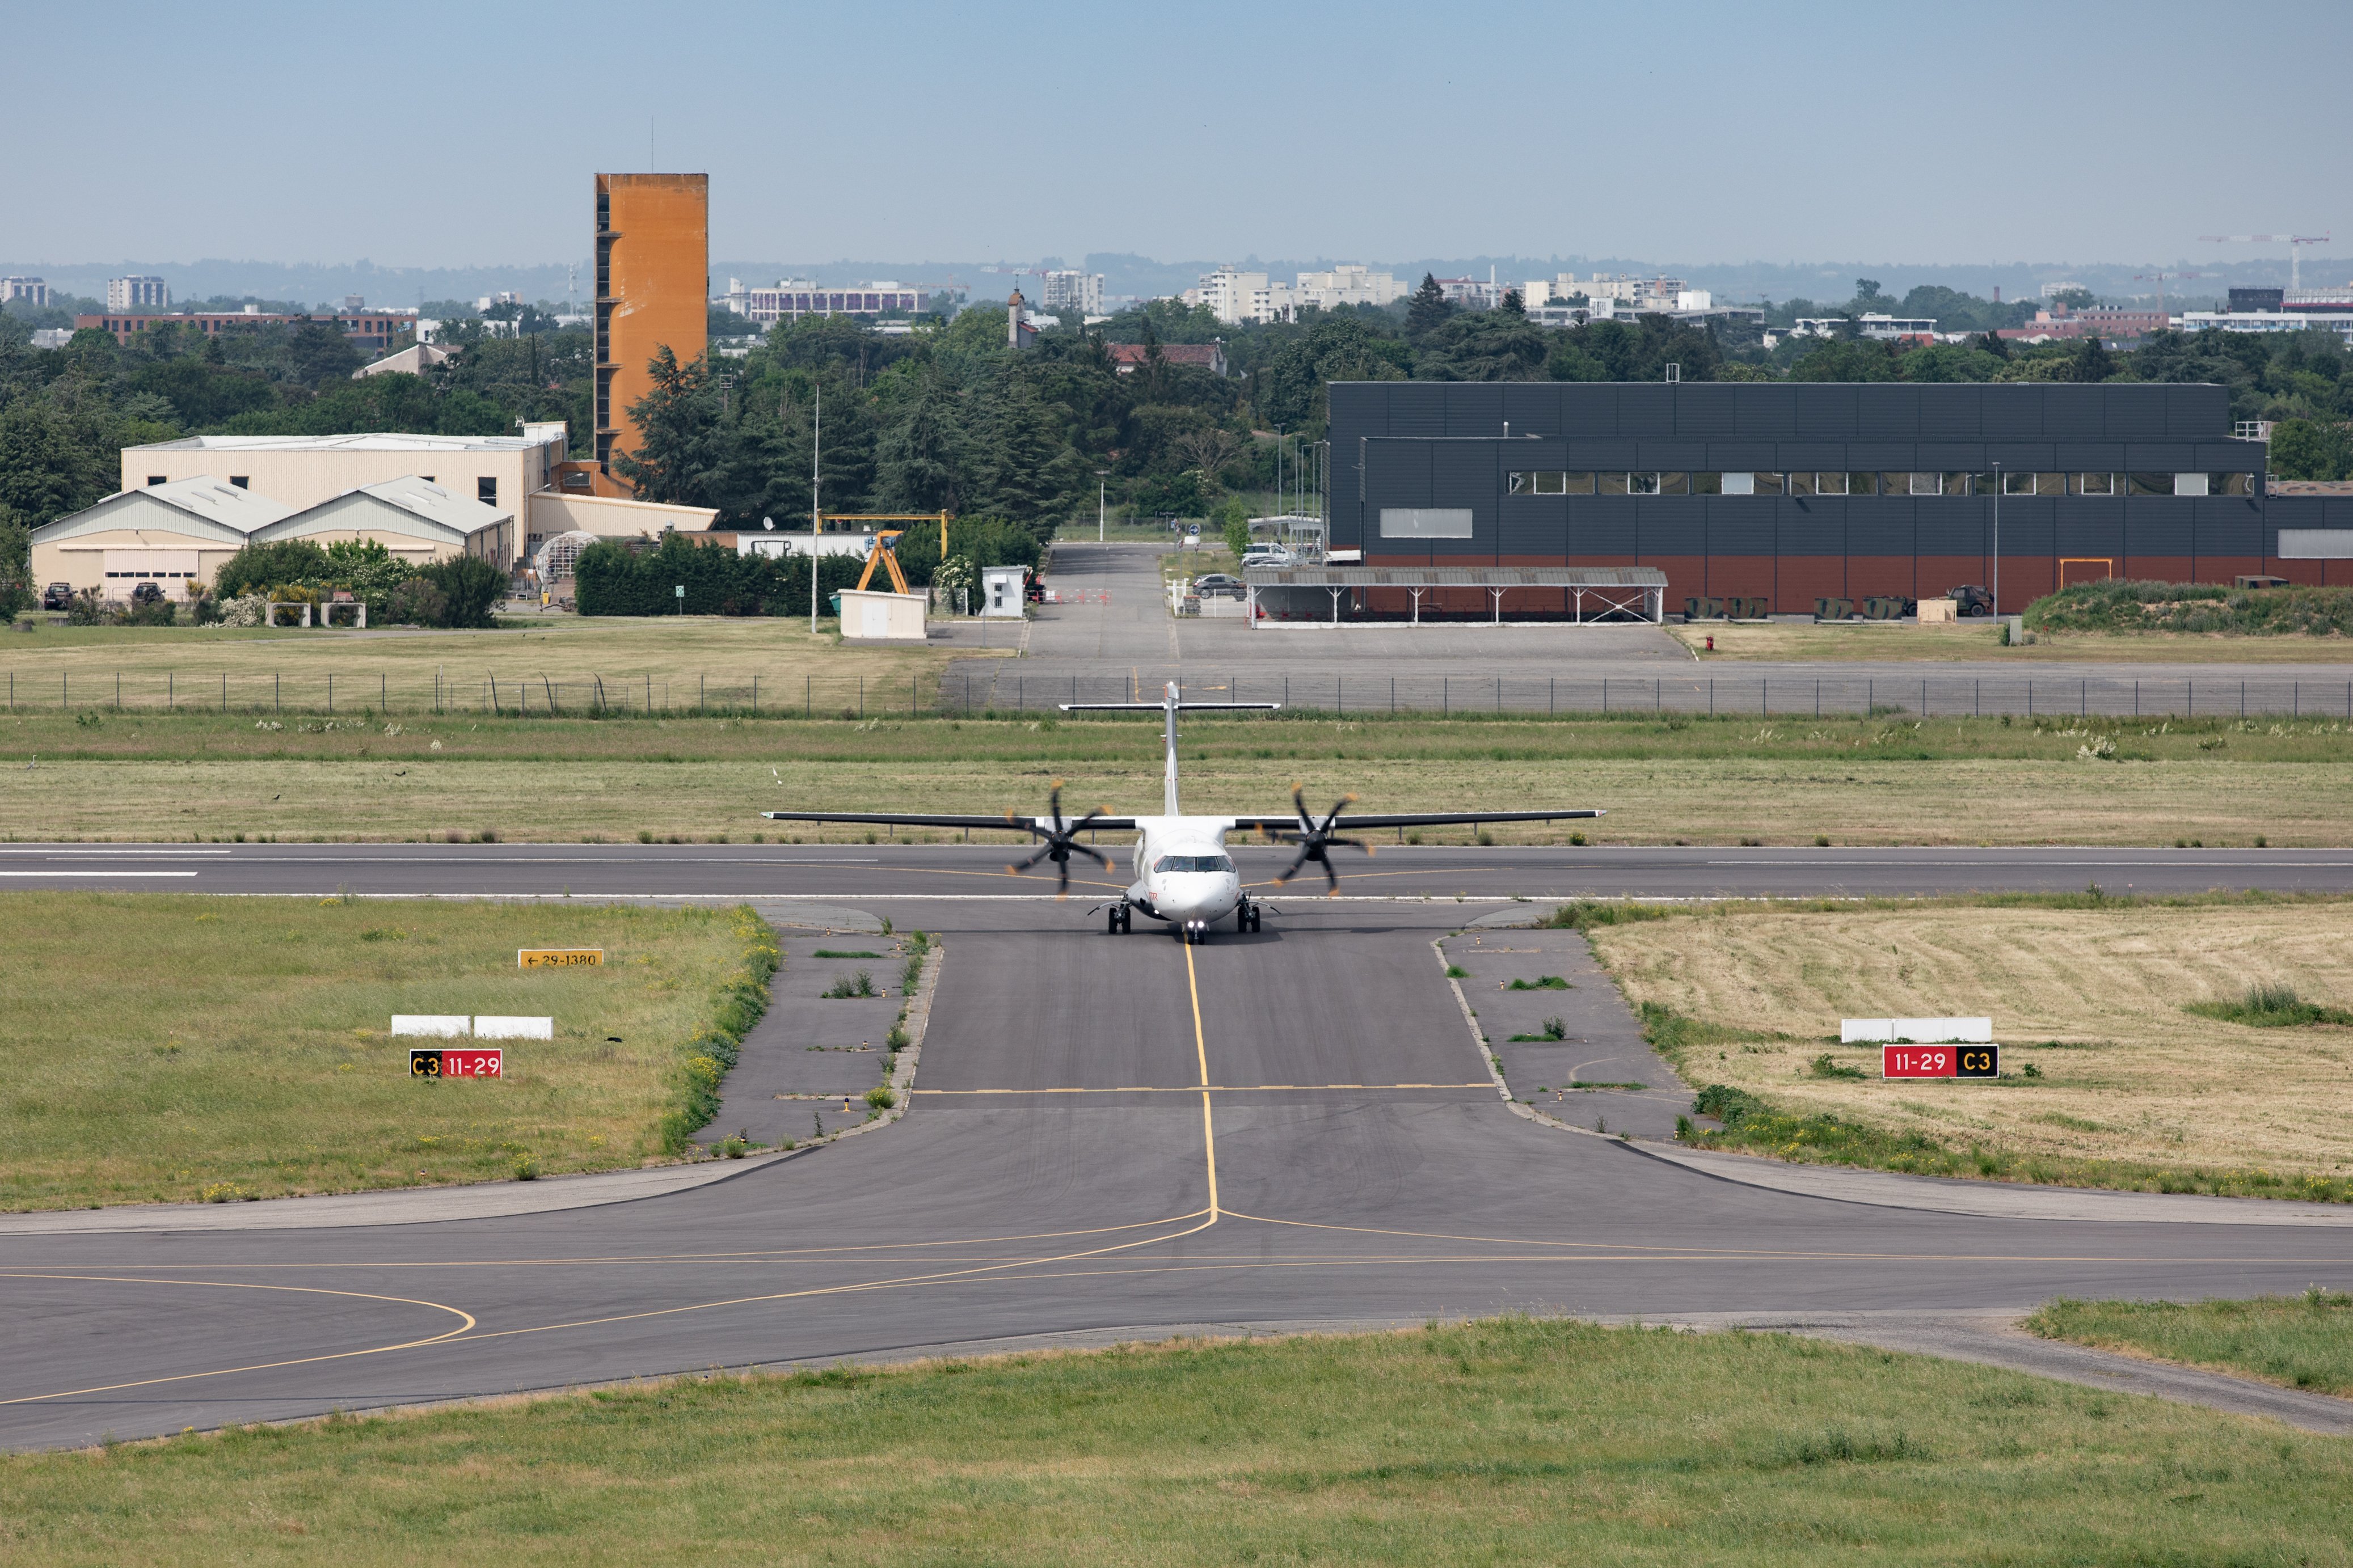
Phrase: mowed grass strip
[
  {"left": 1669, "top": 619, "right": 2353, "bottom": 663},
  {"left": 5, "top": 710, "right": 2351, "bottom": 845},
  {"left": 2029, "top": 1292, "right": 2353, "bottom": 1397},
  {"left": 5, "top": 1318, "right": 2348, "bottom": 1567},
  {"left": 0, "top": 893, "right": 762, "bottom": 1211},
  {"left": 1585, "top": 897, "right": 2353, "bottom": 1191}
]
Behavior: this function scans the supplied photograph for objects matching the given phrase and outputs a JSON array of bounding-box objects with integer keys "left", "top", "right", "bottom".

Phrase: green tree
[
  {"left": 214, "top": 540, "right": 333, "bottom": 598},
  {"left": 2049, "top": 287, "right": 2097, "bottom": 311},
  {"left": 418, "top": 556, "right": 505, "bottom": 628},
  {"left": 2268, "top": 418, "right": 2353, "bottom": 480},
  {"left": 1405, "top": 273, "right": 1453, "bottom": 340},
  {"left": 874, "top": 368, "right": 967, "bottom": 511},
  {"left": 972, "top": 377, "right": 1078, "bottom": 527},
  {"left": 1791, "top": 338, "right": 1903, "bottom": 382},
  {"left": 286, "top": 322, "right": 363, "bottom": 386},
  {"left": 612, "top": 347, "right": 727, "bottom": 506},
  {"left": 2068, "top": 334, "right": 2116, "bottom": 383},
  {"left": 1853, "top": 278, "right": 1884, "bottom": 304}
]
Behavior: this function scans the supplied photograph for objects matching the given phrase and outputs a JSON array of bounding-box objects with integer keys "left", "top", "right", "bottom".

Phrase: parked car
[
  {"left": 43, "top": 582, "right": 74, "bottom": 611},
  {"left": 1192, "top": 573, "right": 1243, "bottom": 598},
  {"left": 1947, "top": 584, "right": 1994, "bottom": 617},
  {"left": 1240, "top": 543, "right": 1295, "bottom": 569}
]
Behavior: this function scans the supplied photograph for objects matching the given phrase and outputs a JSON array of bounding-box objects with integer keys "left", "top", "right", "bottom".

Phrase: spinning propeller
[
  {"left": 1266, "top": 785, "right": 1372, "bottom": 893},
  {"left": 1005, "top": 780, "right": 1114, "bottom": 897}
]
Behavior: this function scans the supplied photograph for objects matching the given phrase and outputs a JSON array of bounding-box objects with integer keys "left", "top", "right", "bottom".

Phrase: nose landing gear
[{"left": 1106, "top": 904, "right": 1132, "bottom": 935}]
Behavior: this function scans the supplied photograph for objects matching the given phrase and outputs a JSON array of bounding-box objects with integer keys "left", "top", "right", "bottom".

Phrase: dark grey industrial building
[{"left": 1321, "top": 381, "right": 2352, "bottom": 618}]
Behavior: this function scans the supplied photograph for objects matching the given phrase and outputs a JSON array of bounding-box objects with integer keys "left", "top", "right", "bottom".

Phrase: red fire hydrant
[{"left": 1705, "top": 634, "right": 1715, "bottom": 652}]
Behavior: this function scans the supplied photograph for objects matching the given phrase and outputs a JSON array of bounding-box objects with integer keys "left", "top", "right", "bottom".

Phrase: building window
[
  {"left": 2073, "top": 472, "right": 2116, "bottom": 496},
  {"left": 1815, "top": 472, "right": 1850, "bottom": 497},
  {"left": 1378, "top": 508, "right": 1474, "bottom": 538},
  {"left": 1949, "top": 472, "right": 1980, "bottom": 496},
  {"left": 1658, "top": 472, "right": 1689, "bottom": 495},
  {"left": 2211, "top": 472, "right": 2254, "bottom": 496},
  {"left": 1532, "top": 471, "right": 1567, "bottom": 495},
  {"left": 1626, "top": 472, "right": 1660, "bottom": 496},
  {"left": 147, "top": 475, "right": 166, "bottom": 487},
  {"left": 478, "top": 477, "right": 498, "bottom": 505},
  {"left": 2173, "top": 473, "right": 2210, "bottom": 497},
  {"left": 1909, "top": 472, "right": 1940, "bottom": 496},
  {"left": 1692, "top": 472, "right": 1723, "bottom": 495},
  {"left": 2128, "top": 472, "right": 2175, "bottom": 496},
  {"left": 229, "top": 476, "right": 248, "bottom": 489},
  {"left": 1721, "top": 472, "right": 1754, "bottom": 496}
]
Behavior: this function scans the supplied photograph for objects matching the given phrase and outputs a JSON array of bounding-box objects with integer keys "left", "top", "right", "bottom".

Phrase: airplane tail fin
[{"left": 1163, "top": 681, "right": 1182, "bottom": 815}]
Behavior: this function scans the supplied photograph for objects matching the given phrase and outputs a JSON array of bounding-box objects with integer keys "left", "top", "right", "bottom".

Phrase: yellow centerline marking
[
  {"left": 1184, "top": 941, "right": 1219, "bottom": 1219},
  {"left": 0, "top": 1274, "right": 476, "bottom": 1406}
]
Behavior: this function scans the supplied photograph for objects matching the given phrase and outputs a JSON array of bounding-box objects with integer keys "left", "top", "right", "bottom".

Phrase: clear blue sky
[{"left": 6, "top": 0, "right": 2348, "bottom": 273}]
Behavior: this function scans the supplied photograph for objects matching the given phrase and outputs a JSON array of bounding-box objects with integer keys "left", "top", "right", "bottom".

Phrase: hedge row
[{"left": 2025, "top": 579, "right": 2353, "bottom": 636}]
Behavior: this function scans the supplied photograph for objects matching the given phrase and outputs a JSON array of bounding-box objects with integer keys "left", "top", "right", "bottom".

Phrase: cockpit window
[{"left": 1153, "top": 854, "right": 1235, "bottom": 873}]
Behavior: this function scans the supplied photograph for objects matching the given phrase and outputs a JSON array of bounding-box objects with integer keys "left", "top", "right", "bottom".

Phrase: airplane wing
[
  {"left": 761, "top": 811, "right": 1139, "bottom": 833},
  {"left": 1228, "top": 809, "right": 1603, "bottom": 834}
]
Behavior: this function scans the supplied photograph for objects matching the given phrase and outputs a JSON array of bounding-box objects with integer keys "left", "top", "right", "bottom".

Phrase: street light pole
[
  {"left": 809, "top": 381, "right": 821, "bottom": 633},
  {"left": 1097, "top": 471, "right": 1107, "bottom": 542}
]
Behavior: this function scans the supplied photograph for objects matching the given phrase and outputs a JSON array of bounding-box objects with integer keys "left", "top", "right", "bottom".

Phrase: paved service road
[
  {"left": 942, "top": 542, "right": 2353, "bottom": 717},
  {"left": 5, "top": 853, "right": 2352, "bottom": 1450}
]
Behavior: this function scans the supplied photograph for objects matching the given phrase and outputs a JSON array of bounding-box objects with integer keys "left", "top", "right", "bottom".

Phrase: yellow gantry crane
[{"left": 823, "top": 512, "right": 951, "bottom": 595}]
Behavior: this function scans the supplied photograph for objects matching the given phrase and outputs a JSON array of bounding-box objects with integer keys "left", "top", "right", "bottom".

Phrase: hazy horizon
[{"left": 6, "top": 0, "right": 2347, "bottom": 289}]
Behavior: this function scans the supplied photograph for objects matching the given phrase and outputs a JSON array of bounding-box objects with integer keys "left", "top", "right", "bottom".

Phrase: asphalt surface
[
  {"left": 938, "top": 542, "right": 2353, "bottom": 717},
  {"left": 5, "top": 840, "right": 2352, "bottom": 901},
  {"left": 6, "top": 848, "right": 2353, "bottom": 1451}
]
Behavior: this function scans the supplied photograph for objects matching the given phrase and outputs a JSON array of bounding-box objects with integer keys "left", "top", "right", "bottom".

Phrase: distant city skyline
[{"left": 6, "top": 0, "right": 2347, "bottom": 276}]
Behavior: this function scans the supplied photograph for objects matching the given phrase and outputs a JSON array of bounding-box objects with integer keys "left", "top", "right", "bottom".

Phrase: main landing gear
[{"left": 1235, "top": 897, "right": 1261, "bottom": 933}]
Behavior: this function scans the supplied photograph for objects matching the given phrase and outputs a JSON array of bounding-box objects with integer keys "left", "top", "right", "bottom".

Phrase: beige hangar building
[{"left": 31, "top": 426, "right": 714, "bottom": 601}]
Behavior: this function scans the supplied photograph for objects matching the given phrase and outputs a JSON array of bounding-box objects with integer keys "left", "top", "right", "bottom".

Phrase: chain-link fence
[
  {"left": 946, "top": 669, "right": 2353, "bottom": 721},
  {"left": 12, "top": 666, "right": 2353, "bottom": 721},
  {"left": 3, "top": 669, "right": 944, "bottom": 718}
]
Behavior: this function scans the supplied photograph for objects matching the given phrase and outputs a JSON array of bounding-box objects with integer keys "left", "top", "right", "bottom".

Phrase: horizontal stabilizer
[{"left": 1059, "top": 701, "right": 1282, "bottom": 712}]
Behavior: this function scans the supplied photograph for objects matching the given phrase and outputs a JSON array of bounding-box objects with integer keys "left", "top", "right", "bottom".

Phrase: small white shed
[
  {"left": 837, "top": 588, "right": 928, "bottom": 641},
  {"left": 980, "top": 565, "right": 1027, "bottom": 618}
]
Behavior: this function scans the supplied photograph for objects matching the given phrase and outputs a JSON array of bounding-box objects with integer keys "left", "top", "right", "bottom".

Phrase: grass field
[
  {"left": 4, "top": 1317, "right": 2346, "bottom": 1565},
  {"left": 0, "top": 616, "right": 993, "bottom": 717},
  {"left": 1582, "top": 896, "right": 2353, "bottom": 1195},
  {"left": 0, "top": 893, "right": 773, "bottom": 1211},
  {"left": 1668, "top": 620, "right": 2353, "bottom": 663},
  {"left": 3, "top": 709, "right": 2350, "bottom": 844},
  {"left": 2029, "top": 1292, "right": 2353, "bottom": 1397}
]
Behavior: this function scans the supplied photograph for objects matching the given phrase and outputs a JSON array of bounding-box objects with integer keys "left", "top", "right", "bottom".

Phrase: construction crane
[
  {"left": 2133, "top": 271, "right": 2204, "bottom": 313},
  {"left": 2198, "top": 234, "right": 2332, "bottom": 293},
  {"left": 822, "top": 513, "right": 952, "bottom": 595}
]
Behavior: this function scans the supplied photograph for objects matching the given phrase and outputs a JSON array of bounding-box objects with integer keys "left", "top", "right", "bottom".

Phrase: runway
[
  {"left": 4, "top": 840, "right": 2352, "bottom": 900},
  {"left": 4, "top": 847, "right": 2352, "bottom": 1450}
]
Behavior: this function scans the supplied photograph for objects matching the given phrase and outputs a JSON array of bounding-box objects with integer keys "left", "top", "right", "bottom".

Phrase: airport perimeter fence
[
  {"left": 10, "top": 667, "right": 2353, "bottom": 723},
  {"left": 950, "top": 670, "right": 2353, "bottom": 722},
  {"left": 3, "top": 669, "right": 946, "bottom": 719}
]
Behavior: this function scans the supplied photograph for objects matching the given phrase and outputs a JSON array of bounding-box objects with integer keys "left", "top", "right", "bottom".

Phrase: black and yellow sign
[{"left": 519, "top": 948, "right": 604, "bottom": 969}]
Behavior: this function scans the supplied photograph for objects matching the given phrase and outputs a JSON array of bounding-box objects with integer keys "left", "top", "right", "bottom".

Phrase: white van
[{"left": 1240, "top": 542, "right": 1294, "bottom": 569}]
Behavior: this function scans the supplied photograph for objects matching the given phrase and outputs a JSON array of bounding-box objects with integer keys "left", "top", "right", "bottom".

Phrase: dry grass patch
[
  {"left": 0, "top": 893, "right": 770, "bottom": 1211},
  {"left": 1589, "top": 898, "right": 2353, "bottom": 1184},
  {"left": 9, "top": 753, "right": 2353, "bottom": 847},
  {"left": 0, "top": 616, "right": 989, "bottom": 716}
]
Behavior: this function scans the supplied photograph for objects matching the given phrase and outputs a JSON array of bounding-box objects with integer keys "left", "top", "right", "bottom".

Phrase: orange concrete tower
[{"left": 593, "top": 172, "right": 709, "bottom": 473}]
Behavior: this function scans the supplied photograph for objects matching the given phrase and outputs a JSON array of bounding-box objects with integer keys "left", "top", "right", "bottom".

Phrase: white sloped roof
[
  {"left": 29, "top": 476, "right": 297, "bottom": 544},
  {"left": 128, "top": 431, "right": 553, "bottom": 454},
  {"left": 252, "top": 476, "right": 511, "bottom": 544}
]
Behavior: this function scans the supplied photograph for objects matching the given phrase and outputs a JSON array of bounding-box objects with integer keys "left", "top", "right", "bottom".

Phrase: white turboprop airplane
[{"left": 762, "top": 681, "right": 1601, "bottom": 943}]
